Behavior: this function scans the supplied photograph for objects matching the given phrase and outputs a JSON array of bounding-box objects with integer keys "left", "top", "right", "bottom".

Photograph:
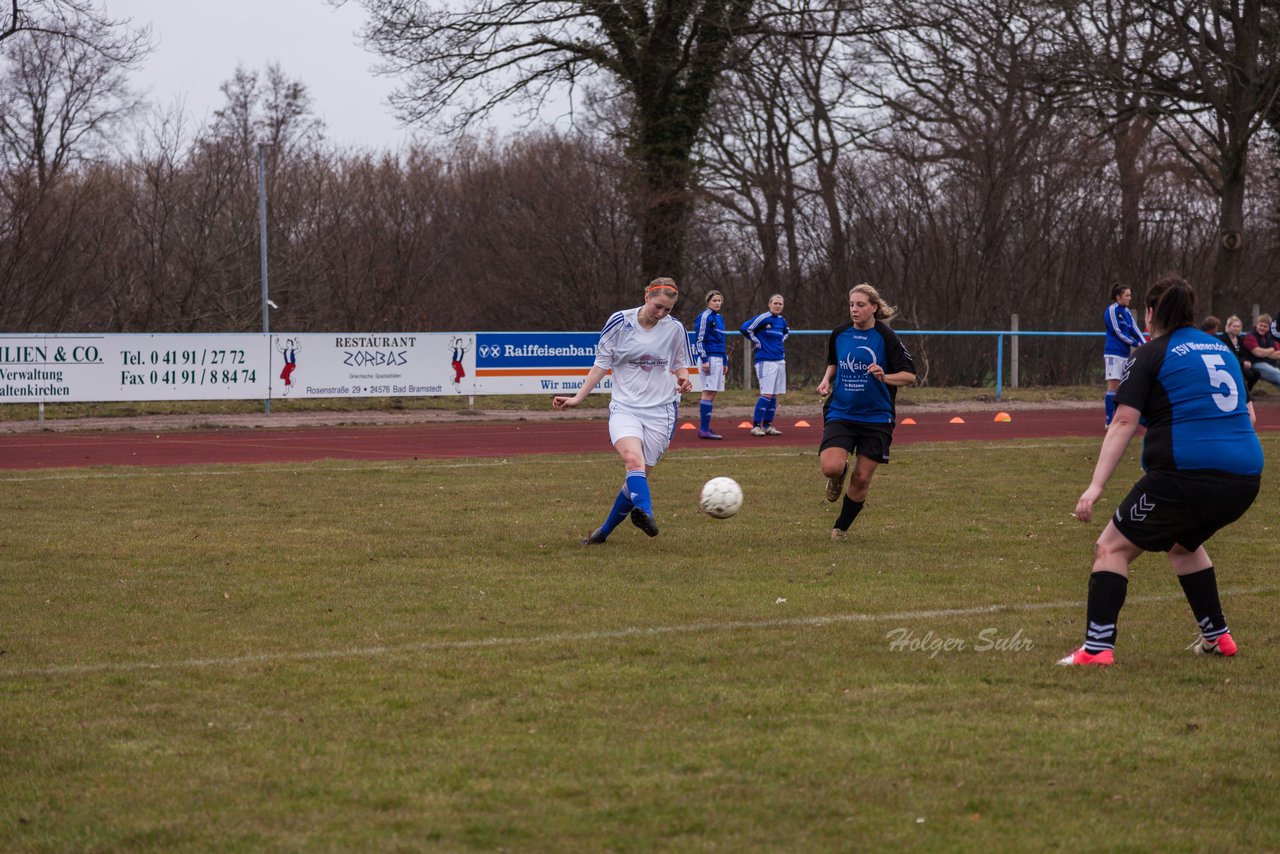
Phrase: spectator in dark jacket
[{"left": 1219, "top": 315, "right": 1259, "bottom": 393}]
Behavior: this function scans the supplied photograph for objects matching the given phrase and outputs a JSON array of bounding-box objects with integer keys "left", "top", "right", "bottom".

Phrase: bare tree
[
  {"left": 0, "top": 30, "right": 140, "bottom": 188},
  {"left": 0, "top": 25, "right": 142, "bottom": 330},
  {"left": 1113, "top": 0, "right": 1280, "bottom": 311},
  {"left": 854, "top": 0, "right": 1085, "bottom": 309},
  {"left": 1055, "top": 0, "right": 1179, "bottom": 289},
  {"left": 0, "top": 0, "right": 149, "bottom": 62},
  {"left": 348, "top": 0, "right": 894, "bottom": 281},
  {"left": 700, "top": 0, "right": 881, "bottom": 319},
  {"left": 210, "top": 64, "right": 326, "bottom": 162}
]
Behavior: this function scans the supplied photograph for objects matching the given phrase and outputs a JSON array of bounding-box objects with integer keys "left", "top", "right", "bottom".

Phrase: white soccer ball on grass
[{"left": 699, "top": 476, "right": 743, "bottom": 519}]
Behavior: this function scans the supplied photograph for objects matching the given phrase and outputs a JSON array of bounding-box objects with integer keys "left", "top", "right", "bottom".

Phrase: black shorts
[
  {"left": 1113, "top": 469, "right": 1260, "bottom": 553},
  {"left": 820, "top": 420, "right": 894, "bottom": 464}
]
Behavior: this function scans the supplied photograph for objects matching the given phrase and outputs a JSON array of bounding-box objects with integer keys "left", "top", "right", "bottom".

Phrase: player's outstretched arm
[
  {"left": 1075, "top": 404, "right": 1140, "bottom": 522},
  {"left": 552, "top": 366, "right": 608, "bottom": 410}
]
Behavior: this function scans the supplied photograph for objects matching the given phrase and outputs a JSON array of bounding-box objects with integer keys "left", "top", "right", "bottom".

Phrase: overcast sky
[{"left": 106, "top": 0, "right": 418, "bottom": 151}]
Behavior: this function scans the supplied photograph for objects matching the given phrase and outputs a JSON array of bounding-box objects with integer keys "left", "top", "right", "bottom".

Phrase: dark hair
[
  {"left": 1199, "top": 315, "right": 1221, "bottom": 333},
  {"left": 1145, "top": 275, "right": 1196, "bottom": 335},
  {"left": 1110, "top": 282, "right": 1129, "bottom": 301}
]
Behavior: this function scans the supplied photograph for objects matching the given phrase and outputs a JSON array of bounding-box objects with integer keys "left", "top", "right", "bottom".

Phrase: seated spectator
[
  {"left": 1200, "top": 315, "right": 1221, "bottom": 334},
  {"left": 1243, "top": 314, "right": 1280, "bottom": 390},
  {"left": 1219, "top": 315, "right": 1260, "bottom": 393}
]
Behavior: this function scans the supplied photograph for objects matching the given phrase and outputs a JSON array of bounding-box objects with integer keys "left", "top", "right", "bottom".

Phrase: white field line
[
  {"left": 0, "top": 441, "right": 1092, "bottom": 483},
  {"left": 7, "top": 586, "right": 1274, "bottom": 678}
]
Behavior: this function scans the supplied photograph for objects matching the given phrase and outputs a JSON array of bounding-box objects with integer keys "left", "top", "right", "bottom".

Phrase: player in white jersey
[{"left": 553, "top": 278, "right": 694, "bottom": 542}]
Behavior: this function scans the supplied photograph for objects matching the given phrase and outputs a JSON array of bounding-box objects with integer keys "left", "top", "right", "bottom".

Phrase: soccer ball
[{"left": 699, "top": 476, "right": 743, "bottom": 519}]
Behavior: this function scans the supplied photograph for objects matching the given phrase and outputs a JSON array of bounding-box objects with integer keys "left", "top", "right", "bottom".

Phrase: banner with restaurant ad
[
  {"left": 266, "top": 333, "right": 476, "bottom": 398},
  {"left": 1, "top": 331, "right": 702, "bottom": 402}
]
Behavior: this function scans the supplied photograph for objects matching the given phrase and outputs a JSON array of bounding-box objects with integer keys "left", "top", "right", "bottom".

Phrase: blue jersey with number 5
[{"left": 1116, "top": 326, "right": 1263, "bottom": 475}]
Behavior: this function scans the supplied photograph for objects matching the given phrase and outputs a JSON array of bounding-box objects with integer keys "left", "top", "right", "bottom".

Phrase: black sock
[
  {"left": 834, "top": 496, "right": 864, "bottom": 531},
  {"left": 1178, "top": 566, "right": 1229, "bottom": 641},
  {"left": 1083, "top": 571, "right": 1128, "bottom": 653}
]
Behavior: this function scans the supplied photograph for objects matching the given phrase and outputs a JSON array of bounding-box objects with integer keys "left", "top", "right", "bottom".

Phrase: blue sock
[
  {"left": 700, "top": 400, "right": 713, "bottom": 432},
  {"left": 625, "top": 470, "right": 652, "bottom": 514},
  {"left": 598, "top": 487, "right": 634, "bottom": 538},
  {"left": 1105, "top": 391, "right": 1116, "bottom": 425},
  {"left": 764, "top": 398, "right": 778, "bottom": 427},
  {"left": 753, "top": 397, "right": 769, "bottom": 427}
]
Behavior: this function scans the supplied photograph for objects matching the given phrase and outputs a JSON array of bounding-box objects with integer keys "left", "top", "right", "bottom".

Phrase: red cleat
[
  {"left": 1189, "top": 632, "right": 1237, "bottom": 656},
  {"left": 1056, "top": 647, "right": 1115, "bottom": 667}
]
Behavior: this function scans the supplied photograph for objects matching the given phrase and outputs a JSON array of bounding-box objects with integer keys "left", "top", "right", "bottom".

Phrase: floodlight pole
[{"left": 258, "top": 142, "right": 271, "bottom": 414}]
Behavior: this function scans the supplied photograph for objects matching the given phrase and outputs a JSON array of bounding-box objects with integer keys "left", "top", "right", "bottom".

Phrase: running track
[{"left": 2, "top": 408, "right": 1277, "bottom": 470}]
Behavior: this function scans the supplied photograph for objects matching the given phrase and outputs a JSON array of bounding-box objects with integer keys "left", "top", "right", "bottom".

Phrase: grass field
[{"left": 2, "top": 435, "right": 1279, "bottom": 850}]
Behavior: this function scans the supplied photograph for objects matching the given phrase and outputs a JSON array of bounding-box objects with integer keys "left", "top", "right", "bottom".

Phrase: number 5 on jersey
[{"left": 1201, "top": 354, "right": 1238, "bottom": 412}]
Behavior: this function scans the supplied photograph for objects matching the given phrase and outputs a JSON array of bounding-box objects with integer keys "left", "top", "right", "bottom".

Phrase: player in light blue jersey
[
  {"left": 553, "top": 277, "right": 694, "bottom": 544},
  {"left": 1103, "top": 283, "right": 1144, "bottom": 426},
  {"left": 1062, "top": 275, "right": 1262, "bottom": 668},
  {"left": 692, "top": 290, "right": 728, "bottom": 439},
  {"left": 740, "top": 294, "right": 789, "bottom": 436},
  {"left": 816, "top": 284, "right": 916, "bottom": 540}
]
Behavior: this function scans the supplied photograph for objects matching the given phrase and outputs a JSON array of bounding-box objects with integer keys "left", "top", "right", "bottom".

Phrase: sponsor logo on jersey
[{"left": 629, "top": 355, "right": 668, "bottom": 373}]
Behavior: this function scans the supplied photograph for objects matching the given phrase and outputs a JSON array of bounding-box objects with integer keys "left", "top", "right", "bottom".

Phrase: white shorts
[
  {"left": 608, "top": 401, "right": 678, "bottom": 467},
  {"left": 700, "top": 356, "right": 726, "bottom": 392},
  {"left": 1104, "top": 354, "right": 1130, "bottom": 382},
  {"left": 755, "top": 360, "right": 786, "bottom": 395}
]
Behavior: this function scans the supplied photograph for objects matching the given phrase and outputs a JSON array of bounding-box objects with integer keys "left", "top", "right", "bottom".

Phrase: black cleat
[
  {"left": 629, "top": 507, "right": 660, "bottom": 537},
  {"left": 579, "top": 528, "right": 608, "bottom": 545}
]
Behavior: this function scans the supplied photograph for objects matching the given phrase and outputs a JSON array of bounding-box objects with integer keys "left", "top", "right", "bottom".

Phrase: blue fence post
[{"left": 996, "top": 334, "right": 1004, "bottom": 401}]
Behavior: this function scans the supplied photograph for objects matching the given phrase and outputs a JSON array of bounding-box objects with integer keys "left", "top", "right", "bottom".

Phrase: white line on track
[{"left": 7, "top": 586, "right": 1274, "bottom": 678}]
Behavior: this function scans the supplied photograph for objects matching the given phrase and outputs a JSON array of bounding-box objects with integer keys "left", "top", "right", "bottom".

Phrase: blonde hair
[
  {"left": 1226, "top": 315, "right": 1242, "bottom": 328},
  {"left": 705, "top": 290, "right": 723, "bottom": 304},
  {"left": 850, "top": 283, "right": 899, "bottom": 321},
  {"left": 1257, "top": 313, "right": 1272, "bottom": 325},
  {"left": 645, "top": 276, "right": 678, "bottom": 296}
]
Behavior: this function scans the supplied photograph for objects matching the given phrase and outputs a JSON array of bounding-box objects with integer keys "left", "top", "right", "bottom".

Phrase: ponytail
[{"left": 850, "top": 283, "right": 900, "bottom": 321}]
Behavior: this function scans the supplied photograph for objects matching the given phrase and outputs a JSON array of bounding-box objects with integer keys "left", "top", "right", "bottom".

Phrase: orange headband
[{"left": 646, "top": 283, "right": 678, "bottom": 295}]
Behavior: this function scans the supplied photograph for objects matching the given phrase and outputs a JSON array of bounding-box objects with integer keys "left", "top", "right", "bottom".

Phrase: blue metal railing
[{"left": 761, "top": 330, "right": 1104, "bottom": 401}]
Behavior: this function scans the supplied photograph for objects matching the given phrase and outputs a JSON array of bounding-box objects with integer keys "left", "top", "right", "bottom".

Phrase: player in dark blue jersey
[
  {"left": 1103, "top": 283, "right": 1144, "bottom": 426},
  {"left": 692, "top": 290, "right": 728, "bottom": 439},
  {"left": 740, "top": 295, "right": 790, "bottom": 435},
  {"left": 1061, "top": 275, "right": 1263, "bottom": 667},
  {"left": 816, "top": 284, "right": 916, "bottom": 541}
]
